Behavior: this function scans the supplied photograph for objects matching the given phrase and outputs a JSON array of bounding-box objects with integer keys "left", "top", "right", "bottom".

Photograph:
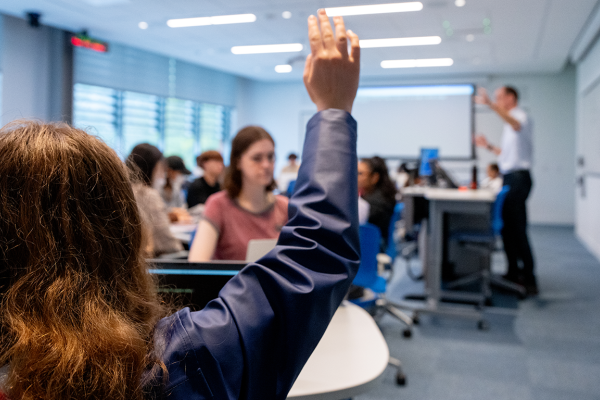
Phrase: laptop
[
  {"left": 245, "top": 238, "right": 278, "bottom": 262},
  {"left": 148, "top": 260, "right": 247, "bottom": 311}
]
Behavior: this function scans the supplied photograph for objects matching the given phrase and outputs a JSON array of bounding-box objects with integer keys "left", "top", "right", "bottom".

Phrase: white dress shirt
[
  {"left": 498, "top": 107, "right": 533, "bottom": 174},
  {"left": 481, "top": 176, "right": 504, "bottom": 194}
]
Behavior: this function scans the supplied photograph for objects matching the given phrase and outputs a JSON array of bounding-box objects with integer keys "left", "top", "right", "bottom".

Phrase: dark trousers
[{"left": 501, "top": 170, "right": 535, "bottom": 282}]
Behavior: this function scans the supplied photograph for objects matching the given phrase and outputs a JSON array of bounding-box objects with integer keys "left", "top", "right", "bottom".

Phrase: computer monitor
[
  {"left": 431, "top": 160, "right": 460, "bottom": 189},
  {"left": 148, "top": 260, "right": 247, "bottom": 311},
  {"left": 419, "top": 148, "right": 439, "bottom": 177}
]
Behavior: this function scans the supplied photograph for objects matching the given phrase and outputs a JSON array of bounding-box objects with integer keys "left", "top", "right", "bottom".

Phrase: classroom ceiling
[{"left": 0, "top": 0, "right": 597, "bottom": 82}]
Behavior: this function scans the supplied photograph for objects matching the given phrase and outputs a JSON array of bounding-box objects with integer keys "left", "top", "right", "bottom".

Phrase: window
[
  {"left": 164, "top": 98, "right": 196, "bottom": 170},
  {"left": 121, "top": 91, "right": 161, "bottom": 157},
  {"left": 199, "top": 103, "right": 227, "bottom": 153},
  {"left": 73, "top": 84, "right": 118, "bottom": 150},
  {"left": 72, "top": 84, "right": 232, "bottom": 169}
]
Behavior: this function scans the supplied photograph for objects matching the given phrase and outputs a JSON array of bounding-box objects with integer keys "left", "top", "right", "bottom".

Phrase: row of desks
[{"left": 402, "top": 187, "right": 497, "bottom": 326}]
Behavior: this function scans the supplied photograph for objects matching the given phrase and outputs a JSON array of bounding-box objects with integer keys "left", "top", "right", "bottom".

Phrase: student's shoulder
[
  {"left": 188, "top": 177, "right": 204, "bottom": 188},
  {"left": 205, "top": 190, "right": 231, "bottom": 208},
  {"left": 275, "top": 194, "right": 289, "bottom": 208}
]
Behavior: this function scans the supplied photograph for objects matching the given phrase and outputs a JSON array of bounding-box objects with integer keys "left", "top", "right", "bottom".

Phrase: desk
[
  {"left": 402, "top": 188, "right": 496, "bottom": 326},
  {"left": 169, "top": 223, "right": 197, "bottom": 244},
  {"left": 288, "top": 302, "right": 389, "bottom": 400}
]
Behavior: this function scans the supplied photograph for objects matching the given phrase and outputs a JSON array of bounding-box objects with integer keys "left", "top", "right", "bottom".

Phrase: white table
[
  {"left": 169, "top": 223, "right": 197, "bottom": 244},
  {"left": 402, "top": 188, "right": 496, "bottom": 326},
  {"left": 288, "top": 302, "right": 389, "bottom": 400}
]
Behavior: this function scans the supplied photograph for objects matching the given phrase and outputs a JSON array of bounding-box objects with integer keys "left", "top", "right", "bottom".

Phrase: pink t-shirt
[{"left": 203, "top": 191, "right": 289, "bottom": 260}]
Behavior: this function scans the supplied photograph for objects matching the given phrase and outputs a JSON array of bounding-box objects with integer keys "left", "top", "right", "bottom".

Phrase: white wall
[
  {"left": 0, "top": 15, "right": 71, "bottom": 124},
  {"left": 235, "top": 70, "right": 577, "bottom": 226},
  {"left": 235, "top": 80, "right": 316, "bottom": 174},
  {"left": 575, "top": 33, "right": 600, "bottom": 261}
]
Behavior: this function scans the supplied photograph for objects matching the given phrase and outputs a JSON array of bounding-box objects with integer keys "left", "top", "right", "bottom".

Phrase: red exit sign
[{"left": 71, "top": 34, "right": 108, "bottom": 53}]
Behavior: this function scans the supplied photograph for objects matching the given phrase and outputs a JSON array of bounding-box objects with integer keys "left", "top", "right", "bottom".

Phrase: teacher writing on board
[{"left": 474, "top": 86, "right": 538, "bottom": 296}]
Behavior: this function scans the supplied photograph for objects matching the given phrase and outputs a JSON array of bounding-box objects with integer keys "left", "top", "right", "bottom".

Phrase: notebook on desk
[
  {"left": 246, "top": 238, "right": 278, "bottom": 262},
  {"left": 148, "top": 260, "right": 247, "bottom": 311}
]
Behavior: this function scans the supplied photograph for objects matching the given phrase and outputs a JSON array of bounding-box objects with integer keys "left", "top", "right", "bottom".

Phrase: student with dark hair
[
  {"left": 0, "top": 12, "right": 360, "bottom": 400},
  {"left": 160, "top": 155, "right": 192, "bottom": 209},
  {"left": 281, "top": 152, "right": 300, "bottom": 174},
  {"left": 127, "top": 143, "right": 184, "bottom": 256},
  {"left": 481, "top": 162, "right": 503, "bottom": 193},
  {"left": 188, "top": 126, "right": 289, "bottom": 261},
  {"left": 358, "top": 156, "right": 397, "bottom": 248},
  {"left": 186, "top": 150, "right": 224, "bottom": 208}
]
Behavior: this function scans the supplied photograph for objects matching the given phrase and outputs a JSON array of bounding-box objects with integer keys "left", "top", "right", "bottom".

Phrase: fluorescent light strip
[
  {"left": 231, "top": 43, "right": 303, "bottom": 54},
  {"left": 275, "top": 65, "right": 292, "bottom": 73},
  {"left": 167, "top": 14, "right": 256, "bottom": 28},
  {"left": 360, "top": 36, "right": 441, "bottom": 48},
  {"left": 381, "top": 58, "right": 454, "bottom": 68},
  {"left": 357, "top": 85, "right": 474, "bottom": 98},
  {"left": 325, "top": 2, "right": 423, "bottom": 17}
]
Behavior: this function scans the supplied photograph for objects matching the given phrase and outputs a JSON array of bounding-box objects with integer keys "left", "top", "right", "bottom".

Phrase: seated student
[
  {"left": 481, "top": 162, "right": 503, "bottom": 193},
  {"left": 395, "top": 162, "right": 410, "bottom": 189},
  {"left": 126, "top": 143, "right": 185, "bottom": 256},
  {"left": 358, "top": 156, "right": 397, "bottom": 249},
  {"left": 188, "top": 127, "right": 289, "bottom": 261},
  {"left": 160, "top": 155, "right": 192, "bottom": 209},
  {"left": 0, "top": 13, "right": 360, "bottom": 399},
  {"left": 277, "top": 153, "right": 301, "bottom": 195},
  {"left": 186, "top": 150, "right": 224, "bottom": 208}
]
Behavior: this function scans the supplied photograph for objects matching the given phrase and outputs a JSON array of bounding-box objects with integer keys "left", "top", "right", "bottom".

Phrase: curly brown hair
[{"left": 0, "top": 121, "right": 167, "bottom": 400}]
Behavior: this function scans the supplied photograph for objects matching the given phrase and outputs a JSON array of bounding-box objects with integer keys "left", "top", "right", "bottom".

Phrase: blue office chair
[
  {"left": 352, "top": 224, "right": 415, "bottom": 335},
  {"left": 351, "top": 224, "right": 412, "bottom": 385},
  {"left": 286, "top": 180, "right": 296, "bottom": 198},
  {"left": 376, "top": 203, "right": 404, "bottom": 282},
  {"left": 386, "top": 202, "right": 404, "bottom": 260},
  {"left": 446, "top": 186, "right": 526, "bottom": 304}
]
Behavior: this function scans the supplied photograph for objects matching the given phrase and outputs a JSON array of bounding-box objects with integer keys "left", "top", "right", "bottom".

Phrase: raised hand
[
  {"left": 474, "top": 87, "right": 492, "bottom": 106},
  {"left": 303, "top": 10, "right": 360, "bottom": 113},
  {"left": 474, "top": 134, "right": 489, "bottom": 148}
]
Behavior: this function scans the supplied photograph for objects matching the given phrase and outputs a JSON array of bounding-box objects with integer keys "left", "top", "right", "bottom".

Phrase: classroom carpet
[{"left": 355, "top": 225, "right": 600, "bottom": 400}]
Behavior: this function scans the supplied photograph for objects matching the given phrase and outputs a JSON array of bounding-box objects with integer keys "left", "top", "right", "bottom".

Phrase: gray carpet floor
[{"left": 355, "top": 225, "right": 600, "bottom": 400}]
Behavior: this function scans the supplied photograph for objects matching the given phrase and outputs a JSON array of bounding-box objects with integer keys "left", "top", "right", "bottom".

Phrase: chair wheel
[
  {"left": 477, "top": 320, "right": 489, "bottom": 331},
  {"left": 402, "top": 328, "right": 412, "bottom": 338},
  {"left": 412, "top": 314, "right": 420, "bottom": 325},
  {"left": 395, "top": 372, "right": 407, "bottom": 386}
]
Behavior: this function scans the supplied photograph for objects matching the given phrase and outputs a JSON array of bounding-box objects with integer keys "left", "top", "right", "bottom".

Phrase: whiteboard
[{"left": 352, "top": 85, "right": 474, "bottom": 159}]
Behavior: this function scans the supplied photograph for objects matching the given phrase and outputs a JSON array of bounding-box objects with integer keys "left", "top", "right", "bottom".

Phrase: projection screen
[{"left": 352, "top": 84, "right": 475, "bottom": 159}]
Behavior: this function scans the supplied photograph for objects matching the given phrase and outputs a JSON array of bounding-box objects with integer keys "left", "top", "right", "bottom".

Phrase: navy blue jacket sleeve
[{"left": 156, "top": 109, "right": 360, "bottom": 400}]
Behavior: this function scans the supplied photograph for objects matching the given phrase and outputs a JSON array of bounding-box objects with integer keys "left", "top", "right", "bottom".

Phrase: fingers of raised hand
[
  {"left": 318, "top": 9, "right": 335, "bottom": 51},
  {"left": 303, "top": 54, "right": 313, "bottom": 82},
  {"left": 347, "top": 29, "right": 360, "bottom": 64},
  {"left": 333, "top": 16, "right": 348, "bottom": 58},
  {"left": 308, "top": 15, "right": 323, "bottom": 55}
]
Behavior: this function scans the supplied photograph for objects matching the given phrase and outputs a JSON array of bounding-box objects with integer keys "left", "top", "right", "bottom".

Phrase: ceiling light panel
[
  {"left": 360, "top": 36, "right": 441, "bottom": 48},
  {"left": 275, "top": 65, "right": 292, "bottom": 73},
  {"left": 231, "top": 43, "right": 303, "bottom": 54},
  {"left": 325, "top": 2, "right": 423, "bottom": 17},
  {"left": 167, "top": 14, "right": 256, "bottom": 28},
  {"left": 381, "top": 58, "right": 454, "bottom": 68}
]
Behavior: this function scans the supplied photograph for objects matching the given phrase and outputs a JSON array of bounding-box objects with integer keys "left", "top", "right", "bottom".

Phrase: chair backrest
[
  {"left": 286, "top": 180, "right": 297, "bottom": 197},
  {"left": 353, "top": 224, "right": 382, "bottom": 288},
  {"left": 491, "top": 185, "right": 510, "bottom": 235},
  {"left": 385, "top": 202, "right": 404, "bottom": 260}
]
